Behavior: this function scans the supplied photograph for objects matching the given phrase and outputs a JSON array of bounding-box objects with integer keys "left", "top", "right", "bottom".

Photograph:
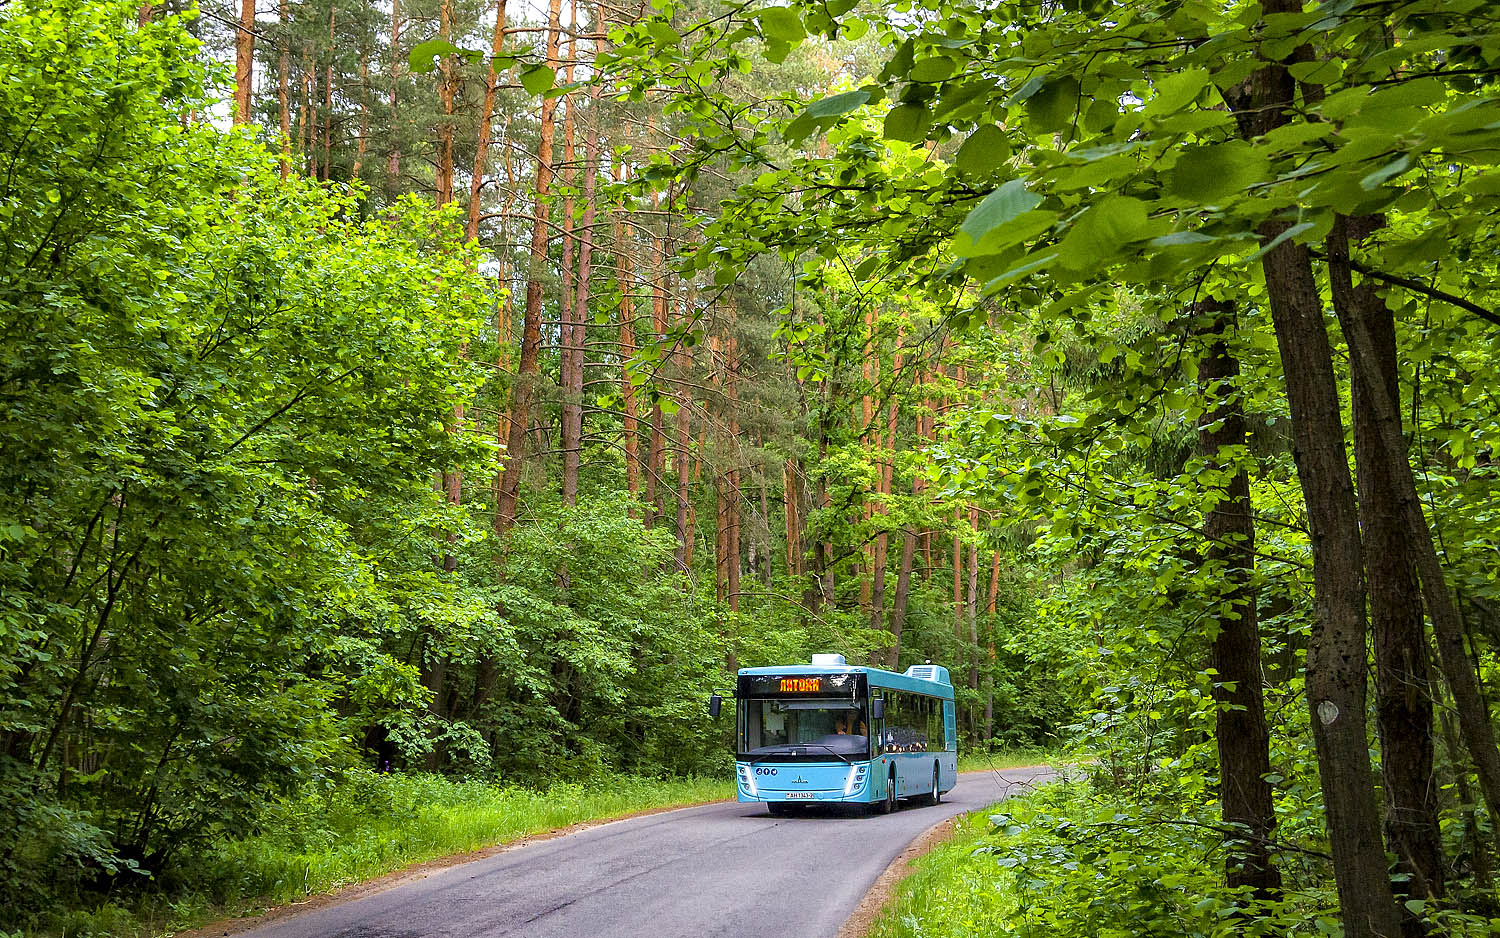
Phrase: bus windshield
[{"left": 740, "top": 698, "right": 869, "bottom": 759}]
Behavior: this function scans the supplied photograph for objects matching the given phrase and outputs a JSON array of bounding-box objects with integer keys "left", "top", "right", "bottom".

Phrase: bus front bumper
[{"left": 736, "top": 762, "right": 869, "bottom": 802}]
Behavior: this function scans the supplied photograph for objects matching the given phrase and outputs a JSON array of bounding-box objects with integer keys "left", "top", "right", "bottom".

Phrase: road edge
[
  {"left": 173, "top": 795, "right": 733, "bottom": 938},
  {"left": 833, "top": 812, "right": 961, "bottom": 938},
  {"left": 835, "top": 765, "right": 1060, "bottom": 938}
]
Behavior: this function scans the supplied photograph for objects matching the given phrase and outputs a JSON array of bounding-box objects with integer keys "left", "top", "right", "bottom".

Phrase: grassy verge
[
  {"left": 957, "top": 747, "right": 1071, "bottom": 772},
  {"left": 866, "top": 807, "right": 1009, "bottom": 938},
  {"left": 38, "top": 771, "right": 732, "bottom": 938}
]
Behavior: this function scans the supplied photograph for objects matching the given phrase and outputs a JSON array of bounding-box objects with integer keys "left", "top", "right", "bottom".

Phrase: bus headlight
[
  {"left": 844, "top": 765, "right": 867, "bottom": 795},
  {"left": 739, "top": 765, "right": 757, "bottom": 796}
]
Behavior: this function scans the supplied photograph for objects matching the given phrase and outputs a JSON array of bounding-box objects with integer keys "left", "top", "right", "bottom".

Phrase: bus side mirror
[
  {"left": 708, "top": 694, "right": 722, "bottom": 718},
  {"left": 871, "top": 697, "right": 885, "bottom": 721}
]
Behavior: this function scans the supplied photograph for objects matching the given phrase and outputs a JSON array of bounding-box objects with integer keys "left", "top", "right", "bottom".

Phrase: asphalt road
[{"left": 231, "top": 765, "right": 1057, "bottom": 938}]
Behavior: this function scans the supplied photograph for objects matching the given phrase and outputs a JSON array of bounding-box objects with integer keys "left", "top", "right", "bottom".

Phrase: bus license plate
[{"left": 784, "top": 792, "right": 815, "bottom": 799}]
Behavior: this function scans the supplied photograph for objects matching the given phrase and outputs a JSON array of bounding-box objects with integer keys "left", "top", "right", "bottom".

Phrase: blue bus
[{"left": 711, "top": 654, "right": 956, "bottom": 815}]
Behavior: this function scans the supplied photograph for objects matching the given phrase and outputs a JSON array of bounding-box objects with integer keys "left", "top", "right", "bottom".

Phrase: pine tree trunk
[
  {"left": 321, "top": 5, "right": 334, "bottom": 181},
  {"left": 889, "top": 527, "right": 915, "bottom": 669},
  {"left": 302, "top": 59, "right": 315, "bottom": 175},
  {"left": 278, "top": 0, "right": 290, "bottom": 177},
  {"left": 495, "top": 0, "right": 563, "bottom": 534},
  {"left": 727, "top": 324, "right": 742, "bottom": 611},
  {"left": 557, "top": 67, "right": 578, "bottom": 503},
  {"left": 966, "top": 506, "right": 979, "bottom": 701},
  {"left": 784, "top": 458, "right": 802, "bottom": 577},
  {"left": 672, "top": 288, "right": 693, "bottom": 568},
  {"left": 434, "top": 0, "right": 456, "bottom": 204},
  {"left": 466, "top": 0, "right": 509, "bottom": 241},
  {"left": 1194, "top": 297, "right": 1282, "bottom": 902},
  {"left": 952, "top": 511, "right": 962, "bottom": 642},
  {"left": 987, "top": 550, "right": 1000, "bottom": 615},
  {"left": 386, "top": 0, "right": 402, "bottom": 195},
  {"left": 647, "top": 189, "right": 669, "bottom": 522},
  {"left": 351, "top": 52, "right": 370, "bottom": 179},
  {"left": 613, "top": 175, "right": 642, "bottom": 504},
  {"left": 234, "top": 0, "right": 254, "bottom": 124},
  {"left": 562, "top": 4, "right": 603, "bottom": 507}
]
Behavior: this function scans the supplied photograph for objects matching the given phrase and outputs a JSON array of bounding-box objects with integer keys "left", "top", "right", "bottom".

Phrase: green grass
[
  {"left": 957, "top": 746, "right": 1071, "bottom": 772},
  {"left": 867, "top": 806, "right": 1013, "bottom": 938},
  {"left": 37, "top": 771, "right": 732, "bottom": 938}
]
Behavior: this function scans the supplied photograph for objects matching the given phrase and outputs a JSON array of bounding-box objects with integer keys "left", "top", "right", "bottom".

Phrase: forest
[{"left": 0, "top": 0, "right": 1497, "bottom": 934}]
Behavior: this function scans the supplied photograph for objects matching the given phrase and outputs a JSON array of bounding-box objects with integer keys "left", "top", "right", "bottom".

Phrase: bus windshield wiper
[
  {"left": 804, "top": 744, "right": 853, "bottom": 764},
  {"left": 748, "top": 745, "right": 852, "bottom": 765}
]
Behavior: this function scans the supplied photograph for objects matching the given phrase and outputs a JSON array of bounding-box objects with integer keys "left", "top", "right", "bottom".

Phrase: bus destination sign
[
  {"left": 736, "top": 672, "right": 864, "bottom": 698},
  {"left": 779, "top": 677, "right": 821, "bottom": 693}
]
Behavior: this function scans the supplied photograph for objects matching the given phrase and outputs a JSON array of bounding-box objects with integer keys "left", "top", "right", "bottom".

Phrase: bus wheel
[
  {"left": 879, "top": 770, "right": 897, "bottom": 814},
  {"left": 927, "top": 765, "right": 941, "bottom": 806}
]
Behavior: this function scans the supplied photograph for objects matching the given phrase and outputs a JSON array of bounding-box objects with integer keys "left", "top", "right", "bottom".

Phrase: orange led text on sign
[{"left": 779, "top": 677, "right": 822, "bottom": 693}]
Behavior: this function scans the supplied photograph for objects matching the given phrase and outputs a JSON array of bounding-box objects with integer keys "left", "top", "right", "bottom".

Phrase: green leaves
[
  {"left": 785, "top": 90, "right": 872, "bottom": 143},
  {"left": 1055, "top": 196, "right": 1159, "bottom": 269},
  {"left": 1165, "top": 141, "right": 1268, "bottom": 203},
  {"left": 808, "top": 89, "right": 870, "bottom": 119},
  {"left": 758, "top": 5, "right": 805, "bottom": 40},
  {"left": 1026, "top": 76, "right": 1081, "bottom": 134},
  {"left": 408, "top": 38, "right": 481, "bottom": 73},
  {"left": 883, "top": 103, "right": 930, "bottom": 142},
  {"left": 956, "top": 124, "right": 1012, "bottom": 176},
  {"left": 520, "top": 64, "right": 557, "bottom": 96},
  {"left": 758, "top": 6, "right": 805, "bottom": 62},
  {"left": 959, "top": 180, "right": 1043, "bottom": 246},
  {"left": 1144, "top": 68, "right": 1210, "bottom": 117}
]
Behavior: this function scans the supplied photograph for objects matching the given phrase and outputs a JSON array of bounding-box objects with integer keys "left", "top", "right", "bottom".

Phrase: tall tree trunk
[
  {"left": 277, "top": 0, "right": 290, "bottom": 177},
  {"left": 966, "top": 506, "right": 980, "bottom": 732},
  {"left": 726, "top": 320, "right": 742, "bottom": 611},
  {"left": 887, "top": 347, "right": 915, "bottom": 670},
  {"left": 321, "top": 4, "right": 334, "bottom": 180},
  {"left": 672, "top": 288, "right": 693, "bottom": 568},
  {"left": 613, "top": 173, "right": 642, "bottom": 505},
  {"left": 1223, "top": 9, "right": 1403, "bottom": 933},
  {"left": 952, "top": 510, "right": 962, "bottom": 642},
  {"left": 351, "top": 52, "right": 370, "bottom": 179},
  {"left": 302, "top": 58, "right": 315, "bottom": 176},
  {"left": 716, "top": 387, "right": 729, "bottom": 605},
  {"left": 1194, "top": 297, "right": 1282, "bottom": 902},
  {"left": 234, "top": 0, "right": 254, "bottom": 124},
  {"left": 647, "top": 186, "right": 670, "bottom": 521},
  {"left": 466, "top": 0, "right": 510, "bottom": 241},
  {"left": 434, "top": 0, "right": 456, "bottom": 203},
  {"left": 1437, "top": 689, "right": 1492, "bottom": 889},
  {"left": 1331, "top": 218, "right": 1445, "bottom": 910},
  {"left": 1329, "top": 215, "right": 1500, "bottom": 857},
  {"left": 868, "top": 313, "right": 888, "bottom": 642},
  {"left": 495, "top": 0, "right": 563, "bottom": 534},
  {"left": 889, "top": 528, "right": 916, "bottom": 669},
  {"left": 987, "top": 550, "right": 1000, "bottom": 615},
  {"left": 557, "top": 22, "right": 583, "bottom": 506},
  {"left": 562, "top": 3, "right": 602, "bottom": 507},
  {"left": 1258, "top": 224, "right": 1399, "bottom": 938},
  {"left": 386, "top": 0, "right": 402, "bottom": 195},
  {"left": 759, "top": 470, "right": 773, "bottom": 585},
  {"left": 784, "top": 458, "right": 802, "bottom": 577}
]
